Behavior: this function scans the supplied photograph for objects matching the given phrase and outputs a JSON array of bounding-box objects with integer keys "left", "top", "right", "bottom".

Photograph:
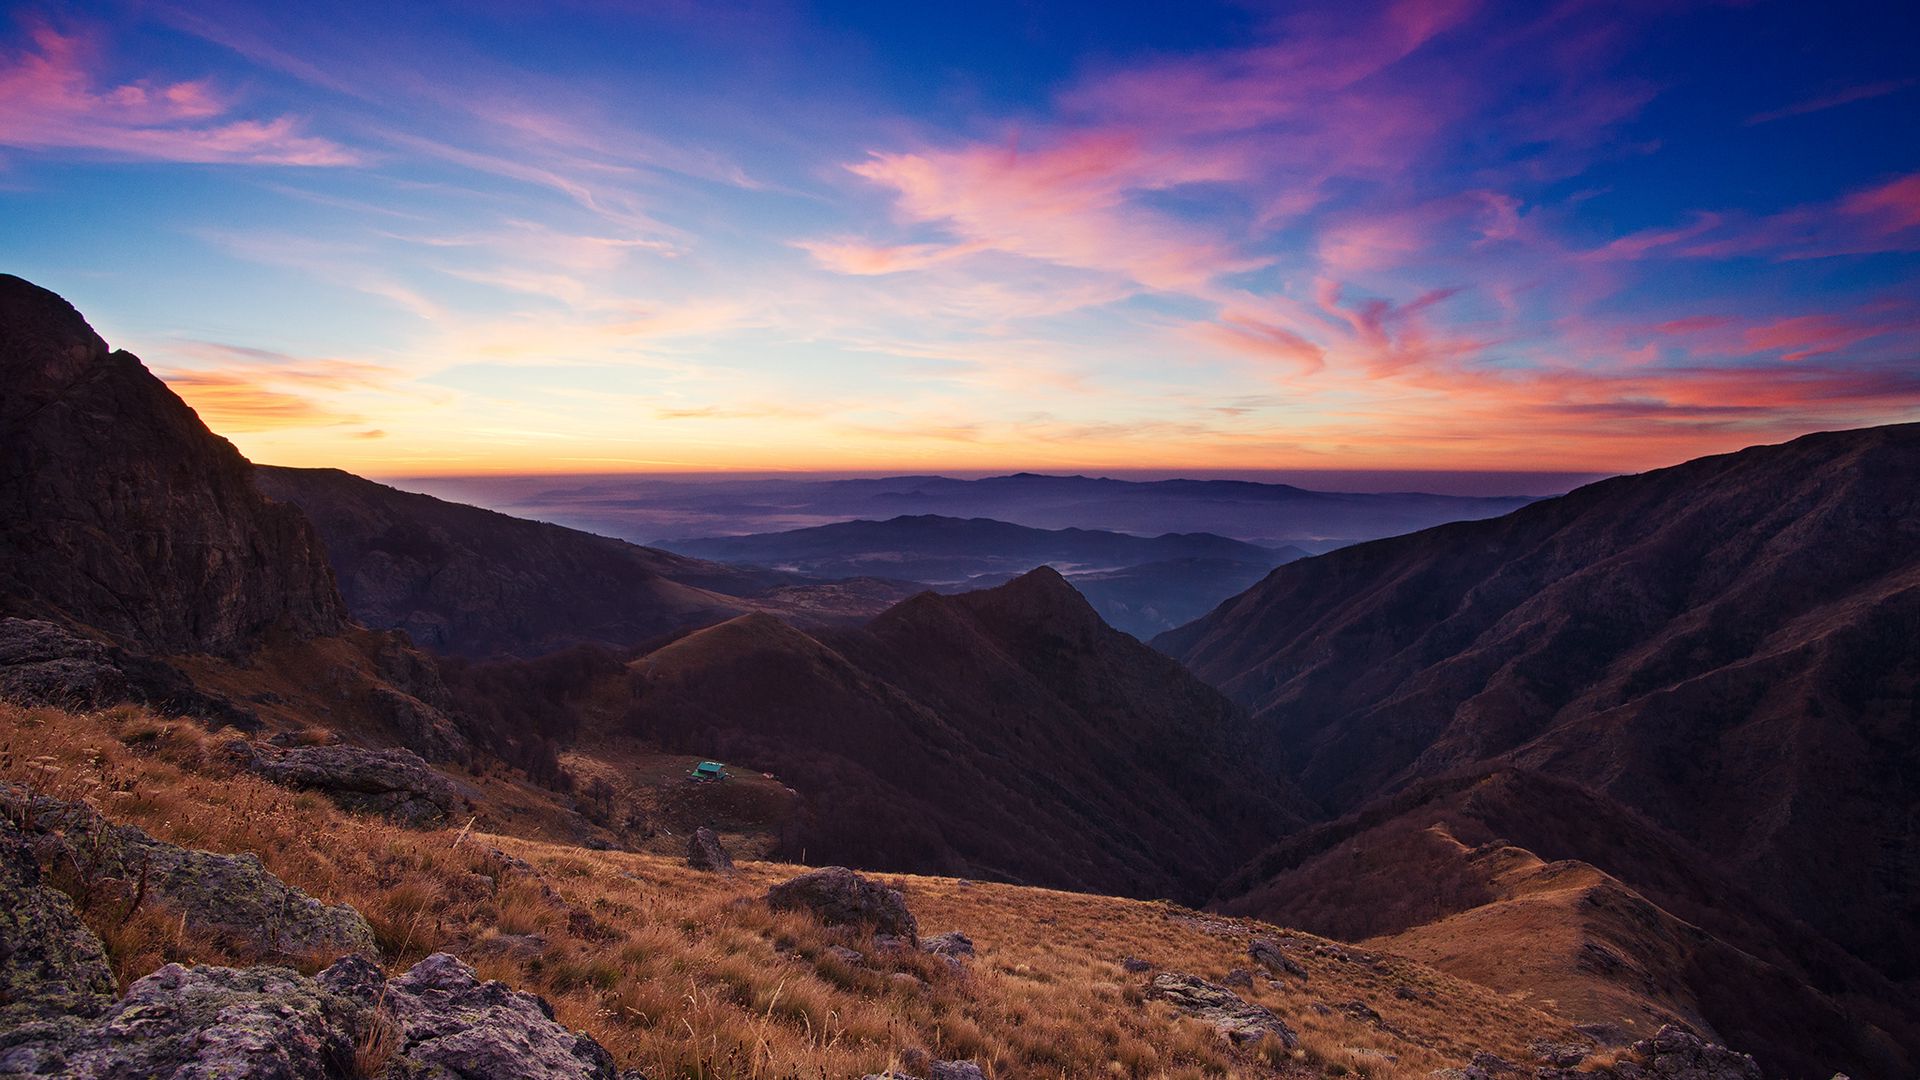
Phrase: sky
[{"left": 1, "top": 0, "right": 1916, "bottom": 477}]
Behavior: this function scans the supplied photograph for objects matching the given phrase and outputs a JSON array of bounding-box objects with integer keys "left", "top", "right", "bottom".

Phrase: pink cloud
[
  {"left": 844, "top": 132, "right": 1257, "bottom": 292},
  {"left": 0, "top": 21, "right": 356, "bottom": 165},
  {"left": 1192, "top": 314, "right": 1327, "bottom": 374}
]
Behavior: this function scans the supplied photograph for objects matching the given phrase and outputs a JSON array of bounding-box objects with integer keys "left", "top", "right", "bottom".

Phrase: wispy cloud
[{"left": 0, "top": 21, "right": 355, "bottom": 165}]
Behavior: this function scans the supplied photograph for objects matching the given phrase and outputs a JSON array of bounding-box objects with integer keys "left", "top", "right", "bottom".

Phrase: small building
[{"left": 690, "top": 761, "right": 727, "bottom": 781}]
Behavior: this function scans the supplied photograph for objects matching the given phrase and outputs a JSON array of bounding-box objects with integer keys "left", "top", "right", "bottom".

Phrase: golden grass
[{"left": 2, "top": 701, "right": 1589, "bottom": 1079}]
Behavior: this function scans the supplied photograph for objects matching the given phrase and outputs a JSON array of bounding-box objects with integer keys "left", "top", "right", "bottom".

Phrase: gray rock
[
  {"left": 766, "top": 867, "right": 917, "bottom": 943},
  {"left": 0, "top": 952, "right": 635, "bottom": 1080},
  {"left": 1120, "top": 956, "right": 1152, "bottom": 973},
  {"left": 367, "top": 953, "right": 626, "bottom": 1079},
  {"left": 1145, "top": 972, "right": 1298, "bottom": 1048},
  {"left": 1, "top": 783, "right": 375, "bottom": 960},
  {"left": 1529, "top": 1040, "right": 1588, "bottom": 1068},
  {"left": 231, "top": 740, "right": 465, "bottom": 827},
  {"left": 1248, "top": 936, "right": 1307, "bottom": 980},
  {"left": 0, "top": 821, "right": 118, "bottom": 1025},
  {"left": 1623, "top": 1025, "right": 1761, "bottom": 1080},
  {"left": 0, "top": 618, "right": 257, "bottom": 728},
  {"left": 686, "top": 827, "right": 734, "bottom": 872},
  {"left": 1221, "top": 967, "right": 1254, "bottom": 988},
  {"left": 930, "top": 1062, "right": 987, "bottom": 1080},
  {"left": 920, "top": 931, "right": 974, "bottom": 961},
  {"left": 0, "top": 961, "right": 364, "bottom": 1080}
]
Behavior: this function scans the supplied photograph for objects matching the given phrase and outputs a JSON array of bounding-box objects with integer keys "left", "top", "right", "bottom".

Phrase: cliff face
[{"left": 0, "top": 275, "right": 345, "bottom": 655}]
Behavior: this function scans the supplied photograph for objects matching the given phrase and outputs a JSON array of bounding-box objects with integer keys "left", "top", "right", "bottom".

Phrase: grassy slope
[{"left": 2, "top": 700, "right": 1598, "bottom": 1080}]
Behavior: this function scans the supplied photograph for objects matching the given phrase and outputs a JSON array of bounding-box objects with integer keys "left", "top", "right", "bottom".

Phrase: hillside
[
  {"left": 1161, "top": 425, "right": 1920, "bottom": 1077},
  {"left": 258, "top": 466, "right": 913, "bottom": 659},
  {"left": 2, "top": 697, "right": 1677, "bottom": 1080},
  {"left": 613, "top": 568, "right": 1312, "bottom": 901}
]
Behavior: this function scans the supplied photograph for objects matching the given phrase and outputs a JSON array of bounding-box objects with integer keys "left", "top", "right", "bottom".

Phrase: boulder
[
  {"left": 1248, "top": 936, "right": 1307, "bottom": 980},
  {"left": 1120, "top": 956, "right": 1152, "bottom": 973},
  {"left": 0, "top": 962, "right": 364, "bottom": 1080},
  {"left": 345, "top": 952, "right": 631, "bottom": 1080},
  {"left": 0, "top": 821, "right": 118, "bottom": 1025},
  {"left": 1146, "top": 972, "right": 1297, "bottom": 1047},
  {"left": 1, "top": 783, "right": 375, "bottom": 960},
  {"left": 230, "top": 741, "right": 465, "bottom": 827},
  {"left": 1614, "top": 1026, "right": 1761, "bottom": 1080},
  {"left": 686, "top": 827, "right": 734, "bottom": 872},
  {"left": 765, "top": 867, "right": 917, "bottom": 943},
  {"left": 1222, "top": 967, "right": 1254, "bottom": 988},
  {"left": 0, "top": 952, "right": 638, "bottom": 1080},
  {"left": 920, "top": 932, "right": 974, "bottom": 961}
]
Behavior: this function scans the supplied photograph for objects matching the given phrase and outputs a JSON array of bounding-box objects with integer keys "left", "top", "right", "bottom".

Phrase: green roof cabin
[{"left": 690, "top": 761, "right": 727, "bottom": 781}]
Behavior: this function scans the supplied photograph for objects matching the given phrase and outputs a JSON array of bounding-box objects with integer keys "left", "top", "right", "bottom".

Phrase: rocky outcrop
[
  {"left": 0, "top": 617, "right": 258, "bottom": 727},
  {"left": 0, "top": 821, "right": 118, "bottom": 1026},
  {"left": 1609, "top": 1026, "right": 1761, "bottom": 1080},
  {"left": 0, "top": 275, "right": 346, "bottom": 656},
  {"left": 1248, "top": 936, "right": 1307, "bottom": 980},
  {"left": 0, "top": 961, "right": 364, "bottom": 1079},
  {"left": 766, "top": 866, "right": 918, "bottom": 943},
  {"left": 686, "top": 827, "right": 734, "bottom": 872},
  {"left": 0, "top": 953, "right": 637, "bottom": 1080},
  {"left": 1145, "top": 972, "right": 1298, "bottom": 1048},
  {"left": 1, "top": 785, "right": 374, "bottom": 960},
  {"left": 229, "top": 741, "right": 466, "bottom": 827},
  {"left": 328, "top": 953, "right": 635, "bottom": 1080}
]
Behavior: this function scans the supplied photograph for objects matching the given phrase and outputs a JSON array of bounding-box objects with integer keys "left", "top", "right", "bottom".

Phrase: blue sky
[{"left": 1, "top": 0, "right": 1916, "bottom": 474}]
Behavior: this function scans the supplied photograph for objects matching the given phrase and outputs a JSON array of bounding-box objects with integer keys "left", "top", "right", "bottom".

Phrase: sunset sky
[{"left": 2, "top": 0, "right": 1916, "bottom": 476}]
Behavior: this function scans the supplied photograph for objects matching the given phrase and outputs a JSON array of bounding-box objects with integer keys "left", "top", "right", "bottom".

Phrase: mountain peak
[
  {"left": 0, "top": 276, "right": 346, "bottom": 653},
  {"left": 0, "top": 273, "right": 110, "bottom": 391}
]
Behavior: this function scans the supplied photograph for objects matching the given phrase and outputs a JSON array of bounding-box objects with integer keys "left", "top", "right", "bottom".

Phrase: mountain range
[
  {"left": 2, "top": 272, "right": 1915, "bottom": 1078},
  {"left": 657, "top": 514, "right": 1308, "bottom": 636},
  {"left": 401, "top": 469, "right": 1538, "bottom": 549}
]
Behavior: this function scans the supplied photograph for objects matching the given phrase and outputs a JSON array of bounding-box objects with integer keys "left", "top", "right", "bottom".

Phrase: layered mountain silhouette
[
  {"left": 408, "top": 469, "right": 1537, "bottom": 548},
  {"left": 0, "top": 276, "right": 1300, "bottom": 904},
  {"left": 660, "top": 514, "right": 1307, "bottom": 637},
  {"left": 6, "top": 273, "right": 1918, "bottom": 1077},
  {"left": 257, "top": 466, "right": 915, "bottom": 658}
]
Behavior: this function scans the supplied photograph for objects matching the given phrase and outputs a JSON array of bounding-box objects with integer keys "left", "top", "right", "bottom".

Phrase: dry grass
[{"left": 1, "top": 701, "right": 1590, "bottom": 1079}]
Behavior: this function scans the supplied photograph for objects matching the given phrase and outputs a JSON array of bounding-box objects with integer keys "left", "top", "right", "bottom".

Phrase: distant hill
[
  {"left": 402, "top": 470, "right": 1540, "bottom": 548},
  {"left": 258, "top": 467, "right": 915, "bottom": 659},
  {"left": 659, "top": 515, "right": 1308, "bottom": 637},
  {"left": 1161, "top": 424, "right": 1920, "bottom": 1078}
]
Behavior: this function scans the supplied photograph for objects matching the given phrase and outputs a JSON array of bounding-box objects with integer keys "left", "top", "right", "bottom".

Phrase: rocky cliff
[{"left": 0, "top": 275, "right": 345, "bottom": 655}]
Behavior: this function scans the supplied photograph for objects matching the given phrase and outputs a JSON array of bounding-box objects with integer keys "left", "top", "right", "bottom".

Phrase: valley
[{"left": 1, "top": 273, "right": 1909, "bottom": 1078}]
